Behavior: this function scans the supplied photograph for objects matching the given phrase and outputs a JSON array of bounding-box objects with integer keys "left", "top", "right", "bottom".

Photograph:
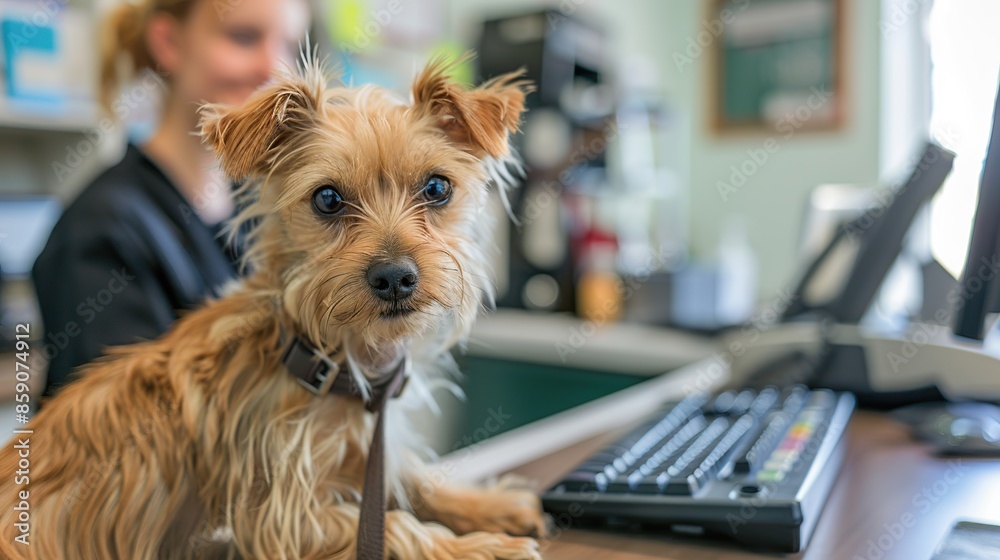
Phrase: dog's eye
[
  {"left": 421, "top": 176, "right": 453, "bottom": 206},
  {"left": 312, "top": 186, "right": 346, "bottom": 216}
]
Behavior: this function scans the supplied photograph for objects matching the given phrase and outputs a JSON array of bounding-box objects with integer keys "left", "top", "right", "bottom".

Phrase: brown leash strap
[
  {"left": 356, "top": 358, "right": 407, "bottom": 560},
  {"left": 278, "top": 330, "right": 409, "bottom": 560}
]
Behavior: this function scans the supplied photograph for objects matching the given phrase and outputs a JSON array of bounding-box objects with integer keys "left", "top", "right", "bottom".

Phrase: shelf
[{"left": 0, "top": 98, "right": 99, "bottom": 133}]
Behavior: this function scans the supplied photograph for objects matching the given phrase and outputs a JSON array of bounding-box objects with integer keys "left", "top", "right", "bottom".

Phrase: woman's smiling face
[{"left": 153, "top": 0, "right": 311, "bottom": 108}]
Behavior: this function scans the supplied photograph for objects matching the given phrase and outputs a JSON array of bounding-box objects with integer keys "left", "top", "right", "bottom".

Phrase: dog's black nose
[{"left": 367, "top": 259, "right": 418, "bottom": 302}]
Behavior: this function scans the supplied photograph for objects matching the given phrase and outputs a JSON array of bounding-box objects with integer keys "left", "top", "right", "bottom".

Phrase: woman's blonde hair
[{"left": 99, "top": 0, "right": 198, "bottom": 114}]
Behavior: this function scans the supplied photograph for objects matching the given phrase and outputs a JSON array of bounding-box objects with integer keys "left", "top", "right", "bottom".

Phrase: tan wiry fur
[{"left": 0, "top": 51, "right": 542, "bottom": 559}]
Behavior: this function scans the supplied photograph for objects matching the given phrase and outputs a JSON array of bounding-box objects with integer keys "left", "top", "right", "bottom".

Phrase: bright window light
[{"left": 928, "top": 1, "right": 1000, "bottom": 278}]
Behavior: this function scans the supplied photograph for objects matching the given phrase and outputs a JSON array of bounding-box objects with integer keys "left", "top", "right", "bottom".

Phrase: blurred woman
[{"left": 33, "top": 0, "right": 310, "bottom": 396}]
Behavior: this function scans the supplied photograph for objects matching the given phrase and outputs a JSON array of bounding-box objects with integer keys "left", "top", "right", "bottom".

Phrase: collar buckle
[
  {"left": 279, "top": 327, "right": 409, "bottom": 404},
  {"left": 280, "top": 335, "right": 340, "bottom": 397}
]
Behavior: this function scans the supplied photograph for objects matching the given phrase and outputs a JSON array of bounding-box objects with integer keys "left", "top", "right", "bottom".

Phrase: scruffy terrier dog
[{"left": 0, "top": 55, "right": 544, "bottom": 559}]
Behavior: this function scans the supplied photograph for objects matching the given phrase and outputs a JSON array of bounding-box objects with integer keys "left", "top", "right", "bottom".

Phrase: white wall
[{"left": 661, "top": 0, "right": 884, "bottom": 300}]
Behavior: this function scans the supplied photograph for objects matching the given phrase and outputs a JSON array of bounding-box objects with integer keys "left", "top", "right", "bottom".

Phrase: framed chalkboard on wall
[{"left": 708, "top": 0, "right": 844, "bottom": 134}]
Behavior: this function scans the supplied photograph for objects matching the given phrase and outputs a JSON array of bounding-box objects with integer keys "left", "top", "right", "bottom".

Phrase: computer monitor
[
  {"left": 783, "top": 142, "right": 955, "bottom": 323},
  {"left": 0, "top": 195, "right": 61, "bottom": 279},
  {"left": 953, "top": 74, "right": 1000, "bottom": 341}
]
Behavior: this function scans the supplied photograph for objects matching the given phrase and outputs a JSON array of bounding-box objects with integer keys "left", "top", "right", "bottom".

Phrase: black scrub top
[{"left": 33, "top": 143, "right": 244, "bottom": 397}]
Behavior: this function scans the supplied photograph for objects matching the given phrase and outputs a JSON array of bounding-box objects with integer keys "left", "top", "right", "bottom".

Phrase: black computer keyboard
[{"left": 542, "top": 386, "right": 855, "bottom": 552}]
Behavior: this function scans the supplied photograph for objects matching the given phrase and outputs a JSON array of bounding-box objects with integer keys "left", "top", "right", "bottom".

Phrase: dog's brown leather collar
[{"left": 279, "top": 331, "right": 409, "bottom": 412}]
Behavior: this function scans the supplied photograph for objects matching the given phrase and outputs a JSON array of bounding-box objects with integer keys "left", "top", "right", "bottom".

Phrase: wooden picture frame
[{"left": 708, "top": 0, "right": 845, "bottom": 134}]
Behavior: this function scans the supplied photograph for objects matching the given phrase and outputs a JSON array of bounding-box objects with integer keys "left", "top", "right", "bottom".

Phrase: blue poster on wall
[{"left": 2, "top": 18, "right": 61, "bottom": 102}]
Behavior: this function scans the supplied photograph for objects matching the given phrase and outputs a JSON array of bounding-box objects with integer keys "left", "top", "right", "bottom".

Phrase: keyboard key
[
  {"left": 642, "top": 418, "right": 706, "bottom": 469},
  {"left": 728, "top": 390, "right": 757, "bottom": 416},
  {"left": 621, "top": 416, "right": 707, "bottom": 492},
  {"left": 697, "top": 414, "right": 755, "bottom": 477},
  {"left": 781, "top": 385, "right": 808, "bottom": 411},
  {"left": 593, "top": 472, "right": 610, "bottom": 491},
  {"left": 658, "top": 417, "right": 730, "bottom": 494},
  {"left": 661, "top": 415, "right": 754, "bottom": 495},
  {"left": 620, "top": 397, "right": 705, "bottom": 467},
  {"left": 728, "top": 385, "right": 810, "bottom": 476},
  {"left": 580, "top": 396, "right": 710, "bottom": 494},
  {"left": 710, "top": 390, "right": 738, "bottom": 414},
  {"left": 732, "top": 411, "right": 793, "bottom": 474},
  {"left": 749, "top": 387, "right": 780, "bottom": 417},
  {"left": 757, "top": 469, "right": 786, "bottom": 482}
]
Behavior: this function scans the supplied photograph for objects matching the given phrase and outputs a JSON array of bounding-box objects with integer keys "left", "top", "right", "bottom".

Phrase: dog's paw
[
  {"left": 445, "top": 532, "right": 541, "bottom": 560},
  {"left": 445, "top": 489, "right": 547, "bottom": 538},
  {"left": 486, "top": 490, "right": 548, "bottom": 538}
]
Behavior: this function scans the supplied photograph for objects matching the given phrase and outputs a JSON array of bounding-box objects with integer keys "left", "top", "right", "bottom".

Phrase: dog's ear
[
  {"left": 412, "top": 58, "right": 532, "bottom": 159},
  {"left": 198, "top": 68, "right": 327, "bottom": 181}
]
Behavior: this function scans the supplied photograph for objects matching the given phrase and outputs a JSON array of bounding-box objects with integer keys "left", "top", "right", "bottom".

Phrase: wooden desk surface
[{"left": 508, "top": 411, "right": 1000, "bottom": 560}]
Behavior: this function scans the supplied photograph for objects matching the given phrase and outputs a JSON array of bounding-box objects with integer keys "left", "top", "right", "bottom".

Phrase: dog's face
[{"left": 199, "top": 56, "right": 529, "bottom": 353}]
